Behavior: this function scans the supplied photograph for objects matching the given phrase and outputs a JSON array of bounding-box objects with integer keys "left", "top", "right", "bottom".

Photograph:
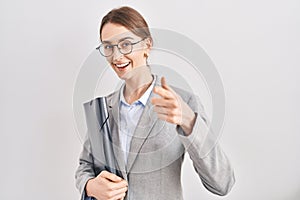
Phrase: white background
[{"left": 1, "top": 0, "right": 300, "bottom": 199}]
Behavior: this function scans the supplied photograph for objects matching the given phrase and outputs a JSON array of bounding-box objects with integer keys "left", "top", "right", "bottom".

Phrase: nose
[{"left": 112, "top": 46, "right": 123, "bottom": 61}]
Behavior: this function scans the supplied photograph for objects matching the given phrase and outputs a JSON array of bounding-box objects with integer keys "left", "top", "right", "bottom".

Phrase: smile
[{"left": 114, "top": 62, "right": 130, "bottom": 68}]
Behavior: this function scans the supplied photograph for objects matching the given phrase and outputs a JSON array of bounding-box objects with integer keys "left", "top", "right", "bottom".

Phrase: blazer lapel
[
  {"left": 107, "top": 91, "right": 127, "bottom": 179},
  {"left": 126, "top": 76, "right": 161, "bottom": 173}
]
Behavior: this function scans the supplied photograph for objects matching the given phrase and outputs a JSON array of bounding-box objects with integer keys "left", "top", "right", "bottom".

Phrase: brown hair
[{"left": 99, "top": 6, "right": 152, "bottom": 42}]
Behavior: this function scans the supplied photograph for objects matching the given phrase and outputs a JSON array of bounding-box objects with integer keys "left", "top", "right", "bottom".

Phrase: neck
[{"left": 123, "top": 66, "right": 153, "bottom": 104}]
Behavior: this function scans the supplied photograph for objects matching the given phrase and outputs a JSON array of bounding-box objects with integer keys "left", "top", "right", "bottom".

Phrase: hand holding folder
[{"left": 85, "top": 97, "right": 127, "bottom": 200}]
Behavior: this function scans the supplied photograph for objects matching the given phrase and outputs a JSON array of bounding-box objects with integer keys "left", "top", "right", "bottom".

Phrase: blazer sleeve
[
  {"left": 176, "top": 93, "right": 235, "bottom": 196},
  {"left": 75, "top": 132, "right": 96, "bottom": 200}
]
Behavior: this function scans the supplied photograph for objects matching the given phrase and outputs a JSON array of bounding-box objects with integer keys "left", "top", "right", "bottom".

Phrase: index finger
[{"left": 153, "top": 86, "right": 174, "bottom": 99}]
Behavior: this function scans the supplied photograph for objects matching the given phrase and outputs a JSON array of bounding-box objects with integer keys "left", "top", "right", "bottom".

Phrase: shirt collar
[{"left": 120, "top": 75, "right": 156, "bottom": 106}]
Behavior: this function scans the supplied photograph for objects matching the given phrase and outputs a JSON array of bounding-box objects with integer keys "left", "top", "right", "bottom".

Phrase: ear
[
  {"left": 144, "top": 37, "right": 152, "bottom": 56},
  {"left": 144, "top": 37, "right": 153, "bottom": 49}
]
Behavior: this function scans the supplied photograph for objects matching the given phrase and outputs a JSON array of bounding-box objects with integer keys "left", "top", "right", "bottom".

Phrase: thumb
[
  {"left": 161, "top": 77, "right": 176, "bottom": 94},
  {"left": 99, "top": 170, "right": 122, "bottom": 182},
  {"left": 161, "top": 76, "right": 170, "bottom": 90}
]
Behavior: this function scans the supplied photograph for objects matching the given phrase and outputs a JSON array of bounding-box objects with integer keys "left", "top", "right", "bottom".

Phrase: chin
[{"left": 119, "top": 70, "right": 134, "bottom": 80}]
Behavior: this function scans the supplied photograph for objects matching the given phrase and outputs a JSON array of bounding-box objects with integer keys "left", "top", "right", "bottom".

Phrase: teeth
[{"left": 115, "top": 62, "right": 129, "bottom": 68}]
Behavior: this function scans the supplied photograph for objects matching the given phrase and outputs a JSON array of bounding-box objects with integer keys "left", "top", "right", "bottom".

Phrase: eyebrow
[{"left": 102, "top": 36, "right": 134, "bottom": 44}]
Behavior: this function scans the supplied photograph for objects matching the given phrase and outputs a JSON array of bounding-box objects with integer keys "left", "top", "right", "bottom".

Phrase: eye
[
  {"left": 103, "top": 44, "right": 113, "bottom": 49},
  {"left": 120, "top": 41, "right": 131, "bottom": 48}
]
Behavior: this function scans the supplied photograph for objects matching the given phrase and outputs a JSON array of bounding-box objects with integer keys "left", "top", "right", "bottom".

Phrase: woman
[{"left": 75, "top": 6, "right": 235, "bottom": 200}]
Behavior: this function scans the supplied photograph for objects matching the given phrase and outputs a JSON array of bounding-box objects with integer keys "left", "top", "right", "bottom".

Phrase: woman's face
[{"left": 101, "top": 23, "right": 151, "bottom": 79}]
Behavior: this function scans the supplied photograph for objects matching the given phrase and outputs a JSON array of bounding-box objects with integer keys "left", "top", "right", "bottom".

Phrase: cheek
[
  {"left": 127, "top": 52, "right": 145, "bottom": 66},
  {"left": 106, "top": 56, "right": 113, "bottom": 63}
]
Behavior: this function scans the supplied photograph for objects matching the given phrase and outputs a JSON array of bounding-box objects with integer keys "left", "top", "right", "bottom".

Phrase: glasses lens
[
  {"left": 118, "top": 40, "right": 132, "bottom": 55},
  {"left": 100, "top": 44, "right": 113, "bottom": 57}
]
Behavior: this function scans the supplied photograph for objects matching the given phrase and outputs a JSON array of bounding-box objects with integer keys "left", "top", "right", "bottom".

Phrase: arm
[
  {"left": 177, "top": 94, "right": 235, "bottom": 196},
  {"left": 75, "top": 133, "right": 96, "bottom": 200},
  {"left": 151, "top": 77, "right": 235, "bottom": 195},
  {"left": 75, "top": 131, "right": 128, "bottom": 200}
]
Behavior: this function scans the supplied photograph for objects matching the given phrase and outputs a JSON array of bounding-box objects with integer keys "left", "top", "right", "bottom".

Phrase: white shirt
[{"left": 119, "top": 76, "right": 156, "bottom": 164}]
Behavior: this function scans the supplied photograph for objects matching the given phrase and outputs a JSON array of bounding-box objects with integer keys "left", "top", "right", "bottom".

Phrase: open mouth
[{"left": 114, "top": 62, "right": 130, "bottom": 70}]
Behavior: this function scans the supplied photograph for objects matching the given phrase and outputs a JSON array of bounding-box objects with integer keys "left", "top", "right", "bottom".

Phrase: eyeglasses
[{"left": 96, "top": 37, "right": 147, "bottom": 57}]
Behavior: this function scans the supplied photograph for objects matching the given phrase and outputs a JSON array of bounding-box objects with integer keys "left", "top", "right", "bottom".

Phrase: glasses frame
[{"left": 96, "top": 37, "right": 147, "bottom": 57}]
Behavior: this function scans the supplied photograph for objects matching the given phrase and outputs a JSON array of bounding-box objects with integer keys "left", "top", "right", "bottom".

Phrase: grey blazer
[{"left": 75, "top": 75, "right": 235, "bottom": 200}]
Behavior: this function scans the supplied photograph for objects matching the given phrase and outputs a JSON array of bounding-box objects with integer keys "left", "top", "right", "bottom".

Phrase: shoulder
[
  {"left": 82, "top": 90, "right": 120, "bottom": 108},
  {"left": 164, "top": 82, "right": 202, "bottom": 112},
  {"left": 171, "top": 86, "right": 194, "bottom": 102}
]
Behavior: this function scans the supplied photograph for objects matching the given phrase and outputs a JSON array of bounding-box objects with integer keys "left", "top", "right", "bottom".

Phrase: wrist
[
  {"left": 180, "top": 112, "right": 196, "bottom": 136},
  {"left": 85, "top": 178, "right": 95, "bottom": 197}
]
